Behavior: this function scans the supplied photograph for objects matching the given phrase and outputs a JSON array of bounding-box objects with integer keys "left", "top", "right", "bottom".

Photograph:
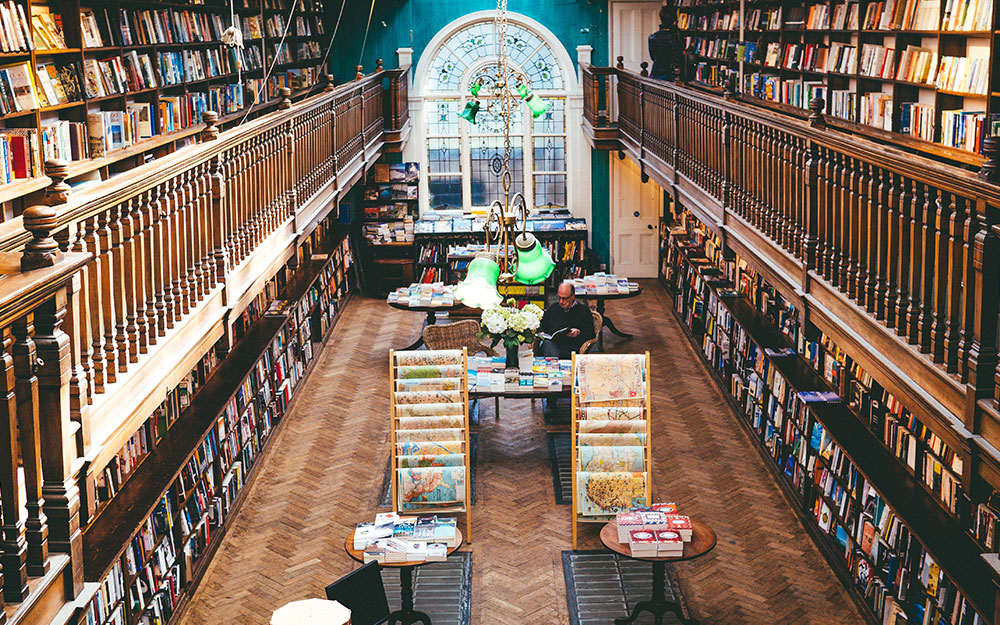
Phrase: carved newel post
[
  {"left": 356, "top": 65, "right": 364, "bottom": 80},
  {"left": 808, "top": 97, "right": 826, "bottom": 129},
  {"left": 979, "top": 136, "right": 1000, "bottom": 184},
  {"left": 279, "top": 87, "right": 292, "bottom": 110},
  {"left": 376, "top": 58, "right": 383, "bottom": 72},
  {"left": 21, "top": 206, "right": 60, "bottom": 272},
  {"left": 325, "top": 73, "right": 336, "bottom": 92},
  {"left": 640, "top": 62, "right": 649, "bottom": 77},
  {"left": 201, "top": 110, "right": 219, "bottom": 142},
  {"left": 616, "top": 56, "right": 625, "bottom": 70}
]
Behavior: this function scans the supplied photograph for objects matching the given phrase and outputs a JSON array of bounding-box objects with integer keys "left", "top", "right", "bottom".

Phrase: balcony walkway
[{"left": 176, "top": 280, "right": 863, "bottom": 625}]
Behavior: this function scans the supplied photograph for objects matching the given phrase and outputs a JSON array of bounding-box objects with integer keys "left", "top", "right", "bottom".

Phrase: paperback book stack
[
  {"left": 390, "top": 349, "right": 473, "bottom": 540},
  {"left": 386, "top": 282, "right": 455, "bottom": 307},
  {"left": 354, "top": 512, "right": 458, "bottom": 564},
  {"left": 616, "top": 503, "right": 693, "bottom": 557},
  {"left": 571, "top": 353, "right": 652, "bottom": 549},
  {"left": 566, "top": 273, "right": 639, "bottom": 296}
]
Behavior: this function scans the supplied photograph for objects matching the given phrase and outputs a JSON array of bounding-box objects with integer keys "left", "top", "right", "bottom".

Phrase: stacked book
[
  {"left": 386, "top": 283, "right": 455, "bottom": 307},
  {"left": 466, "top": 356, "right": 572, "bottom": 391},
  {"left": 566, "top": 273, "right": 639, "bottom": 296},
  {"left": 354, "top": 512, "right": 457, "bottom": 564},
  {"left": 616, "top": 503, "right": 693, "bottom": 557}
]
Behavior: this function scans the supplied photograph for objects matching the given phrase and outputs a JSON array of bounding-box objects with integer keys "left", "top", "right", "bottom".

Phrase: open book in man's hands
[{"left": 538, "top": 328, "right": 570, "bottom": 341}]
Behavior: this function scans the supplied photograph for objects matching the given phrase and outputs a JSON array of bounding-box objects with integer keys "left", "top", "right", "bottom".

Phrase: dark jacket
[
  {"left": 540, "top": 301, "right": 596, "bottom": 353},
  {"left": 649, "top": 28, "right": 684, "bottom": 81}
]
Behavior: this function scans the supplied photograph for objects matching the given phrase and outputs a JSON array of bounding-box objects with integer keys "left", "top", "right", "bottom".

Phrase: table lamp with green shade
[
  {"left": 514, "top": 232, "right": 555, "bottom": 285},
  {"left": 453, "top": 252, "right": 503, "bottom": 309}
]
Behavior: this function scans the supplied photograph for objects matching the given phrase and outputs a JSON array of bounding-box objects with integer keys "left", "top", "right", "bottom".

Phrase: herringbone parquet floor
[{"left": 176, "top": 280, "right": 864, "bottom": 625}]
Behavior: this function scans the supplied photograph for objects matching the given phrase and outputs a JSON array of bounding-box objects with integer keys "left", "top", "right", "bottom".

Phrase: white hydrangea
[
  {"left": 482, "top": 308, "right": 507, "bottom": 334},
  {"left": 508, "top": 311, "right": 531, "bottom": 333},
  {"left": 522, "top": 303, "right": 543, "bottom": 319}
]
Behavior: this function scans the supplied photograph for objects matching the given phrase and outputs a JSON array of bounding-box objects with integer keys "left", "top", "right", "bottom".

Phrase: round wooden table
[
  {"left": 576, "top": 288, "right": 643, "bottom": 343},
  {"left": 344, "top": 527, "right": 464, "bottom": 625},
  {"left": 387, "top": 301, "right": 473, "bottom": 350},
  {"left": 600, "top": 519, "right": 716, "bottom": 625}
]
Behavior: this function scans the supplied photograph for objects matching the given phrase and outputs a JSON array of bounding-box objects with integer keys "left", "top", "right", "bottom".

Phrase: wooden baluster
[
  {"left": 185, "top": 167, "right": 200, "bottom": 305},
  {"left": 945, "top": 196, "right": 966, "bottom": 373},
  {"left": 960, "top": 211, "right": 982, "bottom": 383},
  {"left": 149, "top": 186, "right": 168, "bottom": 336},
  {"left": 906, "top": 180, "right": 923, "bottom": 345},
  {"left": 884, "top": 173, "right": 899, "bottom": 328},
  {"left": 35, "top": 288, "right": 82, "bottom": 592},
  {"left": 795, "top": 138, "right": 807, "bottom": 258},
  {"left": 190, "top": 163, "right": 207, "bottom": 300},
  {"left": 873, "top": 167, "right": 889, "bottom": 320},
  {"left": 814, "top": 147, "right": 828, "bottom": 277},
  {"left": 894, "top": 175, "right": 912, "bottom": 335},
  {"left": 12, "top": 316, "right": 48, "bottom": 577},
  {"left": 169, "top": 174, "right": 185, "bottom": 321},
  {"left": 118, "top": 199, "right": 138, "bottom": 365},
  {"left": 108, "top": 205, "right": 129, "bottom": 372},
  {"left": 854, "top": 161, "right": 869, "bottom": 305},
  {"left": 0, "top": 326, "right": 26, "bottom": 602},
  {"left": 224, "top": 154, "right": 238, "bottom": 267},
  {"left": 803, "top": 139, "right": 820, "bottom": 272},
  {"left": 918, "top": 186, "right": 936, "bottom": 353},
  {"left": 211, "top": 156, "right": 228, "bottom": 285},
  {"left": 931, "top": 190, "right": 950, "bottom": 363},
  {"left": 62, "top": 260, "right": 90, "bottom": 526},
  {"left": 839, "top": 154, "right": 853, "bottom": 293},
  {"left": 177, "top": 170, "right": 193, "bottom": 316},
  {"left": 199, "top": 162, "right": 214, "bottom": 294},
  {"left": 160, "top": 179, "right": 177, "bottom": 329},
  {"left": 860, "top": 162, "right": 875, "bottom": 310},
  {"left": 828, "top": 153, "right": 842, "bottom": 286},
  {"left": 130, "top": 195, "right": 148, "bottom": 355},
  {"left": 95, "top": 210, "right": 117, "bottom": 383},
  {"left": 81, "top": 219, "right": 104, "bottom": 392},
  {"left": 969, "top": 221, "right": 1000, "bottom": 404}
]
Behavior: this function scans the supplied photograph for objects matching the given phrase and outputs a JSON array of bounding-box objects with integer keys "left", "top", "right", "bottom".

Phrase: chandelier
[{"left": 453, "top": 0, "right": 557, "bottom": 309}]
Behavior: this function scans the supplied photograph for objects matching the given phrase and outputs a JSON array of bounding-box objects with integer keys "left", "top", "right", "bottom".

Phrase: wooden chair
[
  {"left": 579, "top": 311, "right": 603, "bottom": 354},
  {"left": 422, "top": 320, "right": 499, "bottom": 420}
]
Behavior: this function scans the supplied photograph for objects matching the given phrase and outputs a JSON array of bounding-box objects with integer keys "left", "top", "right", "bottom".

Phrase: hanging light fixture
[{"left": 453, "top": 0, "right": 556, "bottom": 307}]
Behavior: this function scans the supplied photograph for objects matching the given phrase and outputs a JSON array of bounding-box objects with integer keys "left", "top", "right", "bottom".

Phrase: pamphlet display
[
  {"left": 570, "top": 352, "right": 653, "bottom": 549},
  {"left": 390, "top": 349, "right": 473, "bottom": 541}
]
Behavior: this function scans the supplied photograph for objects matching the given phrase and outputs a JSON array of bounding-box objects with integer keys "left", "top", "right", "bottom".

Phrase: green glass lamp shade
[
  {"left": 514, "top": 233, "right": 555, "bottom": 285},
  {"left": 515, "top": 83, "right": 550, "bottom": 119},
  {"left": 516, "top": 83, "right": 530, "bottom": 99},
  {"left": 458, "top": 99, "right": 480, "bottom": 124},
  {"left": 454, "top": 253, "right": 503, "bottom": 308},
  {"left": 470, "top": 82, "right": 482, "bottom": 97}
]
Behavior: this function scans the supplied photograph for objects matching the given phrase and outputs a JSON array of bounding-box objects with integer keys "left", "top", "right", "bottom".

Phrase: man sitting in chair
[{"left": 537, "top": 281, "right": 596, "bottom": 359}]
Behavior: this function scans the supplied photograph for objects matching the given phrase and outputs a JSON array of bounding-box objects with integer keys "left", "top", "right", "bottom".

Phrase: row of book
[
  {"left": 860, "top": 92, "right": 893, "bottom": 130},
  {"left": 868, "top": 0, "right": 942, "bottom": 30},
  {"left": 744, "top": 6, "right": 783, "bottom": 30},
  {"left": 936, "top": 55, "right": 988, "bottom": 95},
  {"left": 82, "top": 6, "right": 245, "bottom": 48},
  {"left": 743, "top": 73, "right": 826, "bottom": 109},
  {"left": 941, "top": 0, "right": 992, "bottom": 30},
  {"left": 677, "top": 9, "right": 739, "bottom": 30},
  {"left": 859, "top": 44, "right": 896, "bottom": 79}
]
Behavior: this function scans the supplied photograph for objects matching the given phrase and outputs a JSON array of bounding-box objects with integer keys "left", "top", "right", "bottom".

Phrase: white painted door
[
  {"left": 610, "top": 1, "right": 662, "bottom": 73},
  {"left": 610, "top": 155, "right": 661, "bottom": 278}
]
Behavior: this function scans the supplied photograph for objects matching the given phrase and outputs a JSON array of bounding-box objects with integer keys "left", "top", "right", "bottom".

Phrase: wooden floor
[{"left": 177, "top": 280, "right": 864, "bottom": 625}]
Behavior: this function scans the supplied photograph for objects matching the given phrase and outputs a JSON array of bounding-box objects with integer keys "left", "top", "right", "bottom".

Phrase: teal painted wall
[
  {"left": 329, "top": 0, "right": 609, "bottom": 83},
  {"left": 327, "top": 0, "right": 613, "bottom": 267}
]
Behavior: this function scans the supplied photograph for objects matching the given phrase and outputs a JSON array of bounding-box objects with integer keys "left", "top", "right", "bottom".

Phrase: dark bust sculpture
[{"left": 648, "top": 4, "right": 684, "bottom": 81}]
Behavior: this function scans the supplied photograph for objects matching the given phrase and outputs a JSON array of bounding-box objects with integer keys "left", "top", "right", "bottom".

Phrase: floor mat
[
  {"left": 381, "top": 551, "right": 472, "bottom": 625},
  {"left": 546, "top": 432, "right": 572, "bottom": 505},
  {"left": 562, "top": 550, "right": 687, "bottom": 625}
]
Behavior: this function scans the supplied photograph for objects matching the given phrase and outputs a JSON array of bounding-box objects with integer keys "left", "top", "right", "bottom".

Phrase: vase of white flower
[{"left": 478, "top": 298, "right": 544, "bottom": 370}]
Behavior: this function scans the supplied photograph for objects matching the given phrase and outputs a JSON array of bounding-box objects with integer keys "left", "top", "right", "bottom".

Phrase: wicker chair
[
  {"left": 422, "top": 319, "right": 496, "bottom": 356},
  {"left": 422, "top": 319, "right": 499, "bottom": 420},
  {"left": 579, "top": 311, "right": 604, "bottom": 354}
]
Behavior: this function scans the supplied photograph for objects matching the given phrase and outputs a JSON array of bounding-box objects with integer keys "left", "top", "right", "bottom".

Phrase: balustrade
[
  {"left": 0, "top": 66, "right": 402, "bottom": 620},
  {"left": 582, "top": 63, "right": 1000, "bottom": 467}
]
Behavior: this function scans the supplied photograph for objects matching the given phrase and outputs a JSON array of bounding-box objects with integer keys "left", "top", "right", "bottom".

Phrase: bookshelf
[
  {"left": 82, "top": 224, "right": 354, "bottom": 625},
  {"left": 678, "top": 0, "right": 997, "bottom": 162},
  {"left": 0, "top": 0, "right": 330, "bottom": 220},
  {"left": 663, "top": 207, "right": 992, "bottom": 625}
]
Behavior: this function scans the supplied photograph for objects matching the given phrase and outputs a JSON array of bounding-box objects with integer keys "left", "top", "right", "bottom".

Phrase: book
[
  {"left": 1, "top": 62, "right": 37, "bottom": 110},
  {"left": 655, "top": 530, "right": 684, "bottom": 555},
  {"left": 30, "top": 5, "right": 65, "bottom": 50},
  {"left": 538, "top": 328, "right": 569, "bottom": 341}
]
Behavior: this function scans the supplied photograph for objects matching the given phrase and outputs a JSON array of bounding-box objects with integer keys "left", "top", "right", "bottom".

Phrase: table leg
[
  {"left": 388, "top": 565, "right": 432, "bottom": 625},
  {"left": 613, "top": 561, "right": 697, "bottom": 625},
  {"left": 597, "top": 299, "right": 633, "bottom": 341},
  {"left": 401, "top": 310, "right": 436, "bottom": 351}
]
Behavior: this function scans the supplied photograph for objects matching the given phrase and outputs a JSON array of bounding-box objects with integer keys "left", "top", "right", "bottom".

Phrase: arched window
[{"left": 419, "top": 17, "right": 570, "bottom": 213}]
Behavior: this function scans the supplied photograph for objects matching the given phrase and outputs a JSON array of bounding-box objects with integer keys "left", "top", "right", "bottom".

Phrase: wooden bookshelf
[
  {"left": 81, "top": 225, "right": 354, "bottom": 625},
  {"left": 678, "top": 0, "right": 996, "bottom": 162},
  {"left": 0, "top": 0, "right": 331, "bottom": 221},
  {"left": 663, "top": 208, "right": 993, "bottom": 625}
]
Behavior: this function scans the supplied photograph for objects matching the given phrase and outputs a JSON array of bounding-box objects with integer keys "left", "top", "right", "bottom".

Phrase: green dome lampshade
[
  {"left": 470, "top": 82, "right": 482, "bottom": 97},
  {"left": 454, "top": 253, "right": 502, "bottom": 308},
  {"left": 514, "top": 233, "right": 555, "bottom": 285},
  {"left": 516, "top": 83, "right": 551, "bottom": 119},
  {"left": 458, "top": 99, "right": 480, "bottom": 124}
]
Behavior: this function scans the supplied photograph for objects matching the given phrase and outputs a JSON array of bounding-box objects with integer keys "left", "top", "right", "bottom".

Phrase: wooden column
[
  {"left": 34, "top": 287, "right": 82, "bottom": 593},
  {"left": 11, "top": 316, "right": 48, "bottom": 577},
  {"left": 803, "top": 139, "right": 820, "bottom": 277},
  {"left": 0, "top": 326, "right": 26, "bottom": 603}
]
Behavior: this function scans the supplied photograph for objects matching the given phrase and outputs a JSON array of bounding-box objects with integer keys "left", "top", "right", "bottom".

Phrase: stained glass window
[{"left": 423, "top": 19, "right": 568, "bottom": 211}]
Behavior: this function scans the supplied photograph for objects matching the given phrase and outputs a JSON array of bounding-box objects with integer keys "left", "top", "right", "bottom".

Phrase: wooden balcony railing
[{"left": 0, "top": 65, "right": 405, "bottom": 623}]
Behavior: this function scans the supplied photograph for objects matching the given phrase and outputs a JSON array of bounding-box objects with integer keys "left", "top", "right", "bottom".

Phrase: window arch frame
[{"left": 413, "top": 12, "right": 578, "bottom": 216}]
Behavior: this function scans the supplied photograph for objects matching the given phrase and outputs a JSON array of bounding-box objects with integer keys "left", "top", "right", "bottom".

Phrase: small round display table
[
  {"left": 575, "top": 288, "right": 643, "bottom": 344},
  {"left": 600, "top": 519, "right": 717, "bottom": 625},
  {"left": 344, "top": 528, "right": 464, "bottom": 625},
  {"left": 387, "top": 301, "right": 472, "bottom": 350}
]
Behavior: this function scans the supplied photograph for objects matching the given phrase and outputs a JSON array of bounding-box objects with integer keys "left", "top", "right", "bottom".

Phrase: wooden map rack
[
  {"left": 571, "top": 352, "right": 652, "bottom": 549},
  {"left": 389, "top": 348, "right": 472, "bottom": 542}
]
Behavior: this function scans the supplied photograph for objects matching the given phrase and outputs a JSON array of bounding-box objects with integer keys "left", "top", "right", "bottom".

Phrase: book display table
[
  {"left": 344, "top": 528, "right": 465, "bottom": 625},
  {"left": 600, "top": 520, "right": 717, "bottom": 625}
]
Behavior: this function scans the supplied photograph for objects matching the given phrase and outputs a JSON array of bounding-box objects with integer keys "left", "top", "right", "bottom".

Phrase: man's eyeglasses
[{"left": 558, "top": 294, "right": 574, "bottom": 301}]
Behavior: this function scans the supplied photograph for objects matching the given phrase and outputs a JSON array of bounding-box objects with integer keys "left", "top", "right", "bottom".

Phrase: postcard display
[
  {"left": 571, "top": 352, "right": 653, "bottom": 549},
  {"left": 390, "top": 348, "right": 473, "bottom": 541}
]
